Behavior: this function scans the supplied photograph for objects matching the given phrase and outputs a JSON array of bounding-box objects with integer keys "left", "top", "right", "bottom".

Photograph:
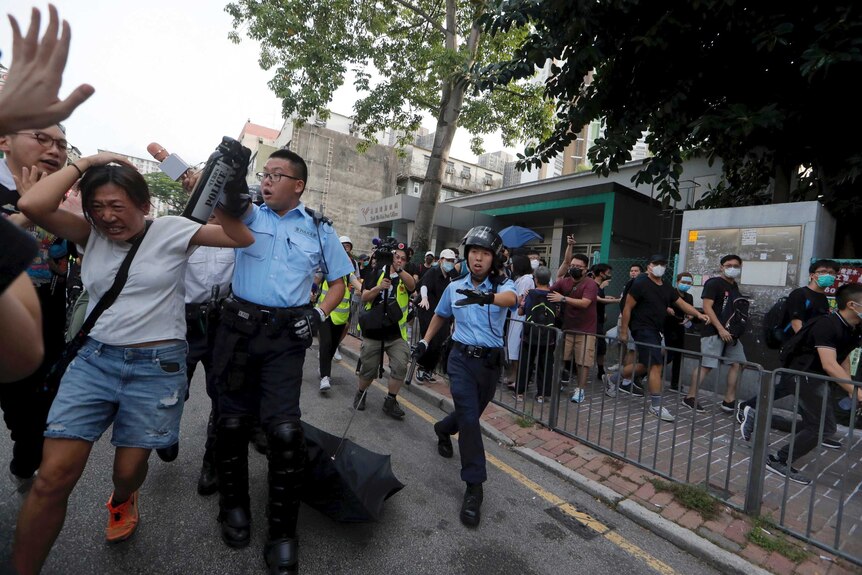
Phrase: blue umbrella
[{"left": 498, "top": 225, "right": 543, "bottom": 248}]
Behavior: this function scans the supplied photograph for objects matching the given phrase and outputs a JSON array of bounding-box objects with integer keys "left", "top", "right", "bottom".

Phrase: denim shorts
[{"left": 45, "top": 338, "right": 189, "bottom": 449}]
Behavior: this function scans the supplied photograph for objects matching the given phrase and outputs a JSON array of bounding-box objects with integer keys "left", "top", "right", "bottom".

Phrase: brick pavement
[{"left": 337, "top": 334, "right": 861, "bottom": 575}]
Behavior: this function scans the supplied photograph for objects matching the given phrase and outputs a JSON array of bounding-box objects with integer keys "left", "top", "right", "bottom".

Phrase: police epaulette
[{"left": 305, "top": 207, "right": 333, "bottom": 227}]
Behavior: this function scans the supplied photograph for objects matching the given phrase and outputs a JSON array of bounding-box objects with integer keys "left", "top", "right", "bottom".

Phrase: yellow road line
[{"left": 375, "top": 382, "right": 678, "bottom": 575}]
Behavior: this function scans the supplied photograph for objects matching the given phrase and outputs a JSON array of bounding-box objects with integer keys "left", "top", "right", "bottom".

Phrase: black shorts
[{"left": 631, "top": 328, "right": 663, "bottom": 368}]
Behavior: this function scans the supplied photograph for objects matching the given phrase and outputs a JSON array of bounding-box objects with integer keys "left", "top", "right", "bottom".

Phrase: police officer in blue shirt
[
  {"left": 413, "top": 226, "right": 517, "bottom": 527},
  {"left": 210, "top": 149, "right": 354, "bottom": 574}
]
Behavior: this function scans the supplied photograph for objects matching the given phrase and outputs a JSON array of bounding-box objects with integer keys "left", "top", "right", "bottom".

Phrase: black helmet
[{"left": 461, "top": 226, "right": 503, "bottom": 256}]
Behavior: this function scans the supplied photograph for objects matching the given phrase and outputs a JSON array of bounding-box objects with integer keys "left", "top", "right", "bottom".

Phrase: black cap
[
  {"left": 648, "top": 254, "right": 668, "bottom": 264},
  {"left": 356, "top": 253, "right": 370, "bottom": 261}
]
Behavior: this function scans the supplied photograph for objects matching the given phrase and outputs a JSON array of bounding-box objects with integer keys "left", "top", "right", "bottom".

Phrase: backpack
[
  {"left": 723, "top": 296, "right": 751, "bottom": 340},
  {"left": 778, "top": 315, "right": 822, "bottom": 369},
  {"left": 763, "top": 296, "right": 790, "bottom": 349},
  {"left": 524, "top": 291, "right": 559, "bottom": 345}
]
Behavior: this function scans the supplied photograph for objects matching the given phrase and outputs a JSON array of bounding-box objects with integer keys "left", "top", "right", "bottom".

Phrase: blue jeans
[
  {"left": 45, "top": 338, "right": 188, "bottom": 448},
  {"left": 437, "top": 346, "right": 501, "bottom": 484}
]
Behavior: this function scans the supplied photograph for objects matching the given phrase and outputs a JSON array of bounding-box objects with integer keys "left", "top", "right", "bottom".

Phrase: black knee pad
[
  {"left": 218, "top": 415, "right": 252, "bottom": 444},
  {"left": 267, "top": 421, "right": 306, "bottom": 465}
]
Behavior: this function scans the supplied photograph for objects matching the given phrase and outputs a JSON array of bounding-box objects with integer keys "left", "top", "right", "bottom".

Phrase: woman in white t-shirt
[
  {"left": 505, "top": 255, "right": 535, "bottom": 397},
  {"left": 13, "top": 153, "right": 253, "bottom": 574}
]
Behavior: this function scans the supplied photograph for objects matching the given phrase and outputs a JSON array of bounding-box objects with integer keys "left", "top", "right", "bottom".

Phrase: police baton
[{"left": 403, "top": 347, "right": 418, "bottom": 387}]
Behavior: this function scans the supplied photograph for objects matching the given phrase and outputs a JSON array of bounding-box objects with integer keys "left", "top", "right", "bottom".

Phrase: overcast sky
[{"left": 2, "top": 0, "right": 509, "bottom": 166}]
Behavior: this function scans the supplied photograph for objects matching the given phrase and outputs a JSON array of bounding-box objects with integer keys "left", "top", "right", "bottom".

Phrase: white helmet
[{"left": 339, "top": 236, "right": 353, "bottom": 246}]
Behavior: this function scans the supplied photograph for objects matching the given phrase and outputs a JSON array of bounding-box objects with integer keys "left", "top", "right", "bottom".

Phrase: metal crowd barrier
[
  {"left": 749, "top": 368, "right": 862, "bottom": 566},
  {"left": 346, "top": 305, "right": 862, "bottom": 566}
]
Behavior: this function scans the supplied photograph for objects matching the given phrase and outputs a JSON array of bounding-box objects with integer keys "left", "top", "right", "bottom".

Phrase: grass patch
[
  {"left": 515, "top": 415, "right": 535, "bottom": 428},
  {"left": 746, "top": 515, "right": 809, "bottom": 564},
  {"left": 649, "top": 479, "right": 720, "bottom": 521}
]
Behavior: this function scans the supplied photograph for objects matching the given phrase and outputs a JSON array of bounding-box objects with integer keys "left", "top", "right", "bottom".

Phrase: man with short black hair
[
  {"left": 0, "top": 124, "right": 70, "bottom": 493},
  {"left": 689, "top": 254, "right": 746, "bottom": 414},
  {"left": 765, "top": 284, "right": 862, "bottom": 485},
  {"left": 415, "top": 249, "right": 457, "bottom": 382},
  {"left": 613, "top": 255, "right": 708, "bottom": 421},
  {"left": 739, "top": 259, "right": 842, "bottom": 444},
  {"left": 592, "top": 263, "right": 618, "bottom": 378}
]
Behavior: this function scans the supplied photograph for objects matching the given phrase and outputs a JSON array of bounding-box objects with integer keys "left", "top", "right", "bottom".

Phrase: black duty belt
[
  {"left": 452, "top": 341, "right": 501, "bottom": 359},
  {"left": 222, "top": 296, "right": 309, "bottom": 326},
  {"left": 186, "top": 302, "right": 209, "bottom": 321}
]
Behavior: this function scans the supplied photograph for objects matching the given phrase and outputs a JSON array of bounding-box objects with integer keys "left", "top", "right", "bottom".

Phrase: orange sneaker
[{"left": 105, "top": 491, "right": 139, "bottom": 543}]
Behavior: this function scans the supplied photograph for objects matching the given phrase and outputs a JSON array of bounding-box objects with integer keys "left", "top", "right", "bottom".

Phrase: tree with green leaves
[
  {"left": 144, "top": 172, "right": 187, "bottom": 216},
  {"left": 482, "top": 1, "right": 862, "bottom": 253},
  {"left": 225, "top": 0, "right": 553, "bottom": 255}
]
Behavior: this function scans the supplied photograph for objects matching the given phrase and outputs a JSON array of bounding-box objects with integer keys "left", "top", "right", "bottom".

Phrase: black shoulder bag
[{"left": 44, "top": 221, "right": 153, "bottom": 391}]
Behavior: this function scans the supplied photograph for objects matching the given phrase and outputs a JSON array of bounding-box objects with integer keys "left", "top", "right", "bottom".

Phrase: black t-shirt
[
  {"left": 0, "top": 217, "right": 38, "bottom": 294},
  {"left": 419, "top": 267, "right": 451, "bottom": 307},
  {"left": 627, "top": 276, "right": 680, "bottom": 332},
  {"left": 596, "top": 281, "right": 607, "bottom": 325},
  {"left": 786, "top": 286, "right": 830, "bottom": 325},
  {"left": 700, "top": 276, "right": 742, "bottom": 337},
  {"left": 795, "top": 313, "right": 862, "bottom": 374}
]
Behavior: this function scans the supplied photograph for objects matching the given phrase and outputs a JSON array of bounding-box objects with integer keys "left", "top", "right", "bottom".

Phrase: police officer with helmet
[
  {"left": 413, "top": 226, "right": 517, "bottom": 527},
  {"left": 209, "top": 149, "right": 354, "bottom": 574}
]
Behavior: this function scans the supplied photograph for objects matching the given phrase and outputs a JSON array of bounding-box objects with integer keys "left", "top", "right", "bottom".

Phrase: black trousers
[
  {"left": 516, "top": 343, "right": 555, "bottom": 397},
  {"left": 185, "top": 310, "right": 219, "bottom": 463},
  {"left": 417, "top": 307, "right": 449, "bottom": 372},
  {"left": 0, "top": 281, "right": 65, "bottom": 477},
  {"left": 318, "top": 318, "right": 348, "bottom": 378},
  {"left": 778, "top": 377, "right": 836, "bottom": 465}
]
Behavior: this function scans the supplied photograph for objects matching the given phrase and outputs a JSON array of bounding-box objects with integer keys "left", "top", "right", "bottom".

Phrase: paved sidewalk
[{"left": 336, "top": 335, "right": 860, "bottom": 575}]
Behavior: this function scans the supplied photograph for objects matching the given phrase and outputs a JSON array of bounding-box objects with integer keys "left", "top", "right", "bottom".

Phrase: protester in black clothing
[
  {"left": 664, "top": 272, "right": 695, "bottom": 393},
  {"left": 765, "top": 284, "right": 862, "bottom": 485},
  {"left": 612, "top": 255, "right": 708, "bottom": 422},
  {"left": 690, "top": 254, "right": 746, "bottom": 413},
  {"left": 415, "top": 249, "right": 457, "bottom": 382},
  {"left": 739, "top": 259, "right": 841, "bottom": 442},
  {"left": 417, "top": 250, "right": 436, "bottom": 282},
  {"left": 592, "top": 263, "right": 618, "bottom": 378},
  {"left": 517, "top": 266, "right": 558, "bottom": 401}
]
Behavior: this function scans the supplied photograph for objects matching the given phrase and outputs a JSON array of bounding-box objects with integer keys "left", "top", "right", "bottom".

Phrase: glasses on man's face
[
  {"left": 15, "top": 132, "right": 69, "bottom": 152},
  {"left": 256, "top": 172, "right": 303, "bottom": 183}
]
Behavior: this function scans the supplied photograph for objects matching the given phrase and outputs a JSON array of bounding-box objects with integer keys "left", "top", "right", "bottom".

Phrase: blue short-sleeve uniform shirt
[
  {"left": 232, "top": 202, "right": 354, "bottom": 308},
  {"left": 435, "top": 274, "right": 516, "bottom": 348}
]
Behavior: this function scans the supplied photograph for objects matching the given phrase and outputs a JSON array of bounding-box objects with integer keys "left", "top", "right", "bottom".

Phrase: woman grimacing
[{"left": 12, "top": 153, "right": 253, "bottom": 575}]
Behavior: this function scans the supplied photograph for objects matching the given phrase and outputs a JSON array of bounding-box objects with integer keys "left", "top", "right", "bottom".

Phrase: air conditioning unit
[
  {"left": 460, "top": 170, "right": 471, "bottom": 180},
  {"left": 313, "top": 117, "right": 326, "bottom": 128}
]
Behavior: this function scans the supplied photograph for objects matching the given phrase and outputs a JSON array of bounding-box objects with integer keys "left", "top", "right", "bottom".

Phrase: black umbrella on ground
[{"left": 301, "top": 421, "right": 405, "bottom": 523}]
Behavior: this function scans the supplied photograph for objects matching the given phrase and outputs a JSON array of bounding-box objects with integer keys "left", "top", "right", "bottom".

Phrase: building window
[
  {"left": 412, "top": 182, "right": 421, "bottom": 196},
  {"left": 460, "top": 166, "right": 471, "bottom": 180}
]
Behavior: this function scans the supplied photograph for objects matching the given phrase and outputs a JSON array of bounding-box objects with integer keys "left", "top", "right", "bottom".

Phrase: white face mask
[
  {"left": 650, "top": 265, "right": 666, "bottom": 277},
  {"left": 724, "top": 267, "right": 741, "bottom": 279},
  {"left": 530, "top": 259, "right": 540, "bottom": 270}
]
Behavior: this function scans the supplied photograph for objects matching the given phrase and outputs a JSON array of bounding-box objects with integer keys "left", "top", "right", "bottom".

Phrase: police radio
[{"left": 182, "top": 137, "right": 249, "bottom": 224}]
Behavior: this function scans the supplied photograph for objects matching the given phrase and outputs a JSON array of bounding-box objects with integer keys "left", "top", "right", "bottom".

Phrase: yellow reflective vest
[{"left": 318, "top": 277, "right": 351, "bottom": 326}]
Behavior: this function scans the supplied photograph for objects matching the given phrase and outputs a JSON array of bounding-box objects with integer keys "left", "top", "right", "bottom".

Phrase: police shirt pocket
[
  {"left": 216, "top": 250, "right": 235, "bottom": 264},
  {"left": 239, "top": 228, "right": 273, "bottom": 261}
]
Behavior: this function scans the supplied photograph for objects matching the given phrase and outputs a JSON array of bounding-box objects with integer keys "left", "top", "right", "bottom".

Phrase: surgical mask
[
  {"left": 569, "top": 267, "right": 584, "bottom": 279},
  {"left": 724, "top": 267, "right": 741, "bottom": 279},
  {"left": 651, "top": 265, "right": 666, "bottom": 277},
  {"left": 431, "top": 261, "right": 439, "bottom": 267},
  {"left": 816, "top": 274, "right": 835, "bottom": 288},
  {"left": 530, "top": 259, "right": 540, "bottom": 270},
  {"left": 677, "top": 283, "right": 692, "bottom": 292},
  {"left": 442, "top": 261, "right": 455, "bottom": 273}
]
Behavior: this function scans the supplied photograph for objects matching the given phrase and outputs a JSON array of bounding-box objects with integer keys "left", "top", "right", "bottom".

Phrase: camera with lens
[{"left": 371, "top": 236, "right": 405, "bottom": 268}]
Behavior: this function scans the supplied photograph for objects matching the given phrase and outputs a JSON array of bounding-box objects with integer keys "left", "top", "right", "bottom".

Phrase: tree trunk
[
  {"left": 410, "top": 78, "right": 468, "bottom": 257},
  {"left": 410, "top": 3, "right": 482, "bottom": 258},
  {"left": 771, "top": 160, "right": 793, "bottom": 204}
]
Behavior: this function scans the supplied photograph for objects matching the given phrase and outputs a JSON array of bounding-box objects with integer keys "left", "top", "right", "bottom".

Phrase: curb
[
  {"left": 336, "top": 344, "right": 766, "bottom": 575},
  {"left": 616, "top": 500, "right": 772, "bottom": 575}
]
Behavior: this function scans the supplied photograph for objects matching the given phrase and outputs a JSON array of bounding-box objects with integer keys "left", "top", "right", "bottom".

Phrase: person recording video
[{"left": 352, "top": 237, "right": 416, "bottom": 419}]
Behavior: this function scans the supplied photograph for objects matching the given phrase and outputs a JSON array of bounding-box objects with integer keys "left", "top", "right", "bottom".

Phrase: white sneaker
[
  {"left": 603, "top": 374, "right": 617, "bottom": 398},
  {"left": 606, "top": 363, "right": 620, "bottom": 373},
  {"left": 334, "top": 349, "right": 343, "bottom": 361},
  {"left": 9, "top": 469, "right": 36, "bottom": 495},
  {"left": 570, "top": 387, "right": 585, "bottom": 403},
  {"left": 319, "top": 376, "right": 332, "bottom": 393},
  {"left": 649, "top": 405, "right": 675, "bottom": 422}
]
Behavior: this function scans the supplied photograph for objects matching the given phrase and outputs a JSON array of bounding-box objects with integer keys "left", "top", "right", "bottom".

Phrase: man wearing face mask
[
  {"left": 689, "top": 254, "right": 746, "bottom": 413},
  {"left": 549, "top": 253, "right": 598, "bottom": 401},
  {"left": 414, "top": 249, "right": 458, "bottom": 381},
  {"left": 764, "top": 284, "right": 862, "bottom": 485},
  {"left": 614, "top": 255, "right": 708, "bottom": 421},
  {"left": 739, "top": 260, "right": 843, "bottom": 443},
  {"left": 527, "top": 249, "right": 542, "bottom": 273},
  {"left": 418, "top": 250, "right": 436, "bottom": 282}
]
